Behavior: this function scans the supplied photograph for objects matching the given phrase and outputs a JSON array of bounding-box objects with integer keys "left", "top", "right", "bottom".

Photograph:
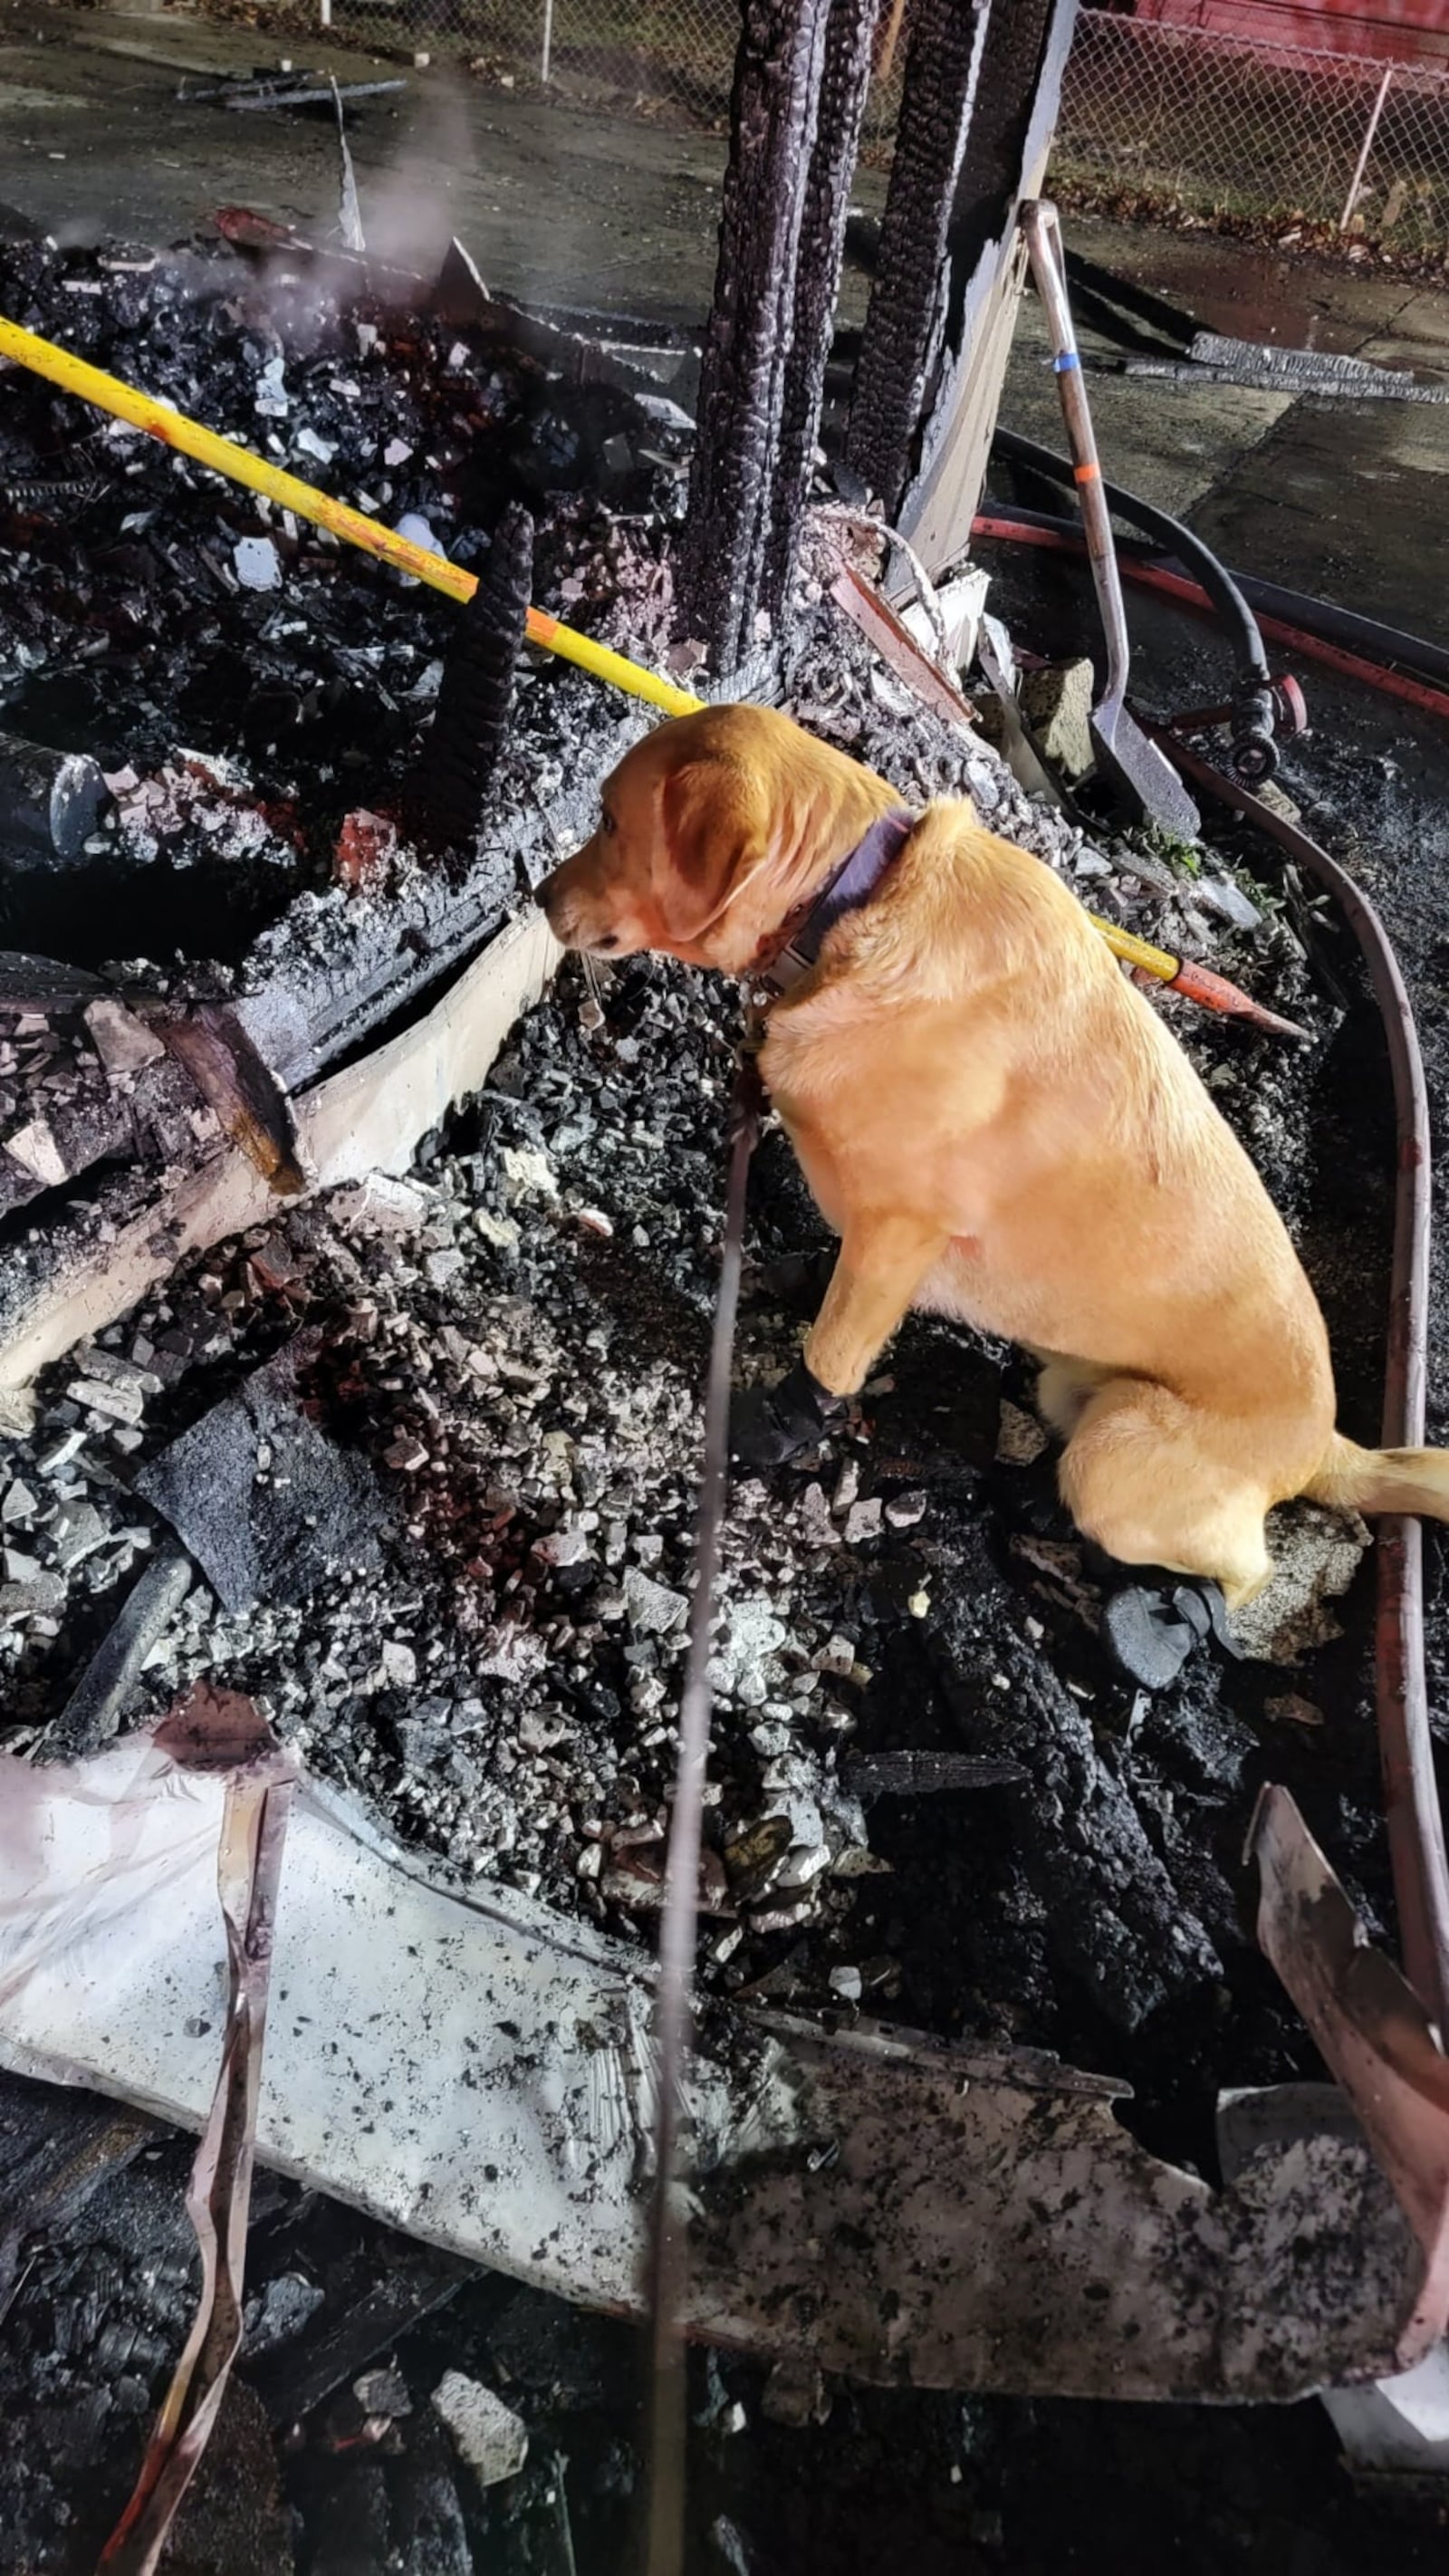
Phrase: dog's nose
[{"left": 537, "top": 872, "right": 583, "bottom": 947}]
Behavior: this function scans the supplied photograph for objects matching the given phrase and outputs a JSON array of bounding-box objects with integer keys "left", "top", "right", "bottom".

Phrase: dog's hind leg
[
  {"left": 1033, "top": 1351, "right": 1116, "bottom": 1441},
  {"left": 1058, "top": 1376, "right": 1272, "bottom": 1610}
]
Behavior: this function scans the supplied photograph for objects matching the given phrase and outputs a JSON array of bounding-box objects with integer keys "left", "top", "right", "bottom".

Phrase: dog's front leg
[
  {"left": 732, "top": 1215, "right": 948, "bottom": 1469},
  {"left": 806, "top": 1216, "right": 950, "bottom": 1393}
]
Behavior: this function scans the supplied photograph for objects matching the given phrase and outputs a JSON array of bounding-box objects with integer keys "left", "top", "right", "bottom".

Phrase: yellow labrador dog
[{"left": 539, "top": 704, "right": 1449, "bottom": 1610}]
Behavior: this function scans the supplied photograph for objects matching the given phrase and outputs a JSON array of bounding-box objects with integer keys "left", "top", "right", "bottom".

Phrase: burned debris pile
[
  {"left": 0, "top": 229, "right": 696, "bottom": 1374},
  {"left": 0, "top": 229, "right": 686, "bottom": 949},
  {"left": 0, "top": 202, "right": 1425, "bottom": 2572},
  {"left": 0, "top": 297, "right": 1385, "bottom": 2099}
]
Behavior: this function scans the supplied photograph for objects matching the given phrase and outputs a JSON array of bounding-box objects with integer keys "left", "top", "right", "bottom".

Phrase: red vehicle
[{"left": 1129, "top": 0, "right": 1449, "bottom": 71}]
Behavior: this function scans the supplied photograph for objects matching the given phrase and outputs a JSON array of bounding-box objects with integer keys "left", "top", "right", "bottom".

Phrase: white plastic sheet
[{"left": 0, "top": 1736, "right": 1433, "bottom": 2399}]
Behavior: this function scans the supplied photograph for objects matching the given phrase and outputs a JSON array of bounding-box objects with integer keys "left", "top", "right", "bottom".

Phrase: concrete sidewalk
[{"left": 997, "top": 220, "right": 1449, "bottom": 640}]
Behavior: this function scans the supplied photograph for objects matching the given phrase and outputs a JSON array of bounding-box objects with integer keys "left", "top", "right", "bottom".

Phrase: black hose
[
  {"left": 979, "top": 496, "right": 1449, "bottom": 690},
  {"left": 1221, "top": 571, "right": 1449, "bottom": 691},
  {"left": 993, "top": 428, "right": 1271, "bottom": 689}
]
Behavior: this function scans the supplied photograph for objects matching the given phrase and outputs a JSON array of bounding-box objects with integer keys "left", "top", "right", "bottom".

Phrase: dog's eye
[{"left": 600, "top": 808, "right": 616, "bottom": 837}]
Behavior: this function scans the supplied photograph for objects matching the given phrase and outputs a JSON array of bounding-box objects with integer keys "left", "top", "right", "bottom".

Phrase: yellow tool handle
[
  {"left": 527, "top": 605, "right": 704, "bottom": 716},
  {"left": 1089, "top": 917, "right": 1181, "bottom": 981},
  {"left": 0, "top": 312, "right": 703, "bottom": 719},
  {"left": 3, "top": 314, "right": 1270, "bottom": 1017}
]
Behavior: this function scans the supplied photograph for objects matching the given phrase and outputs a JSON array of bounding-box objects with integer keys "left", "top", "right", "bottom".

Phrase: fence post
[
  {"left": 874, "top": 0, "right": 907, "bottom": 83},
  {"left": 1339, "top": 63, "right": 1393, "bottom": 233},
  {"left": 541, "top": 0, "right": 554, "bottom": 85}
]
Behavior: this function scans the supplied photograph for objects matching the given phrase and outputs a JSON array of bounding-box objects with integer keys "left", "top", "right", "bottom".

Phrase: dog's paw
[{"left": 729, "top": 1358, "right": 848, "bottom": 1470}]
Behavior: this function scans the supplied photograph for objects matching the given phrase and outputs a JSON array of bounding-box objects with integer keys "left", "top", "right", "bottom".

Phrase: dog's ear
[{"left": 656, "top": 755, "right": 771, "bottom": 950}]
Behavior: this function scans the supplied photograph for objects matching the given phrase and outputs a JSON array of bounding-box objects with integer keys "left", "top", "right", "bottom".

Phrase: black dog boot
[
  {"left": 1099, "top": 1566, "right": 1240, "bottom": 1693},
  {"left": 730, "top": 1357, "right": 848, "bottom": 1469}
]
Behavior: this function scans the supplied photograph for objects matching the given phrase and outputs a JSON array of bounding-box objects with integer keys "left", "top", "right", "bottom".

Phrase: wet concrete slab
[
  {"left": 998, "top": 216, "right": 1449, "bottom": 639},
  {"left": 1189, "top": 397, "right": 1449, "bottom": 636},
  {"left": 3, "top": 5, "right": 1447, "bottom": 644},
  {"left": 0, "top": 5, "right": 739, "bottom": 322},
  {"left": 1001, "top": 295, "right": 1295, "bottom": 520},
  {"left": 1053, "top": 215, "right": 1430, "bottom": 356}
]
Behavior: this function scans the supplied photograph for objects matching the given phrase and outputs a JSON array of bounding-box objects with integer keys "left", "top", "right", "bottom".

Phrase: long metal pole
[
  {"left": 1339, "top": 64, "right": 1393, "bottom": 234},
  {"left": 542, "top": 0, "right": 554, "bottom": 84}
]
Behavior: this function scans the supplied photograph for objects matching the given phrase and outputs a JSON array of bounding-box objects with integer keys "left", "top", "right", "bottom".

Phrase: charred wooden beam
[
  {"left": 227, "top": 698, "right": 641, "bottom": 1096},
  {"left": 768, "top": 0, "right": 884, "bottom": 601},
  {"left": 0, "top": 700, "right": 647, "bottom": 1399},
  {"left": 844, "top": 0, "right": 993, "bottom": 517},
  {"left": 677, "top": 0, "right": 833, "bottom": 675},
  {"left": 399, "top": 504, "right": 535, "bottom": 857},
  {"left": 0, "top": 732, "right": 110, "bottom": 869},
  {"left": 150, "top": 1001, "right": 308, "bottom": 1197},
  {"left": 0, "top": 908, "right": 560, "bottom": 1403}
]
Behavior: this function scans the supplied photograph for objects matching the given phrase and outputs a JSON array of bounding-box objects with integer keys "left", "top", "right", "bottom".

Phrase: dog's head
[{"left": 537, "top": 705, "right": 888, "bottom": 978}]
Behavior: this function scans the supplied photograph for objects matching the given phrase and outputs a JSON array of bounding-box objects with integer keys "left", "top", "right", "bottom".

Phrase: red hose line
[{"left": 971, "top": 514, "right": 1449, "bottom": 728}]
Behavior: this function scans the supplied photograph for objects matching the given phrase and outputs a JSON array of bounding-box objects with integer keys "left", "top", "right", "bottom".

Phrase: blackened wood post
[
  {"left": 678, "top": 0, "right": 833, "bottom": 677},
  {"left": 843, "top": 0, "right": 993, "bottom": 519},
  {"left": 768, "top": 0, "right": 884, "bottom": 601},
  {"left": 399, "top": 504, "right": 535, "bottom": 854}
]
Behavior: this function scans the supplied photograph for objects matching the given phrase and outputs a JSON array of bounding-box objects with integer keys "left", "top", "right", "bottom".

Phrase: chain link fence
[
  {"left": 1054, "top": 12, "right": 1449, "bottom": 256},
  {"left": 195, "top": 0, "right": 1449, "bottom": 255},
  {"left": 295, "top": 0, "right": 911, "bottom": 151},
  {"left": 314, "top": 0, "right": 903, "bottom": 144},
  {"left": 471, "top": 0, "right": 739, "bottom": 116}
]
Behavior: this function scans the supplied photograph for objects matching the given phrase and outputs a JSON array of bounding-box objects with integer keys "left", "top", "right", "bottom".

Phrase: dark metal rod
[
  {"left": 45, "top": 1544, "right": 192, "bottom": 1760},
  {"left": 644, "top": 1074, "right": 759, "bottom": 2576}
]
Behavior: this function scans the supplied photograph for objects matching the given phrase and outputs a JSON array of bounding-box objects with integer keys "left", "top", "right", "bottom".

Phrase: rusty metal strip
[
  {"left": 830, "top": 559, "right": 979, "bottom": 732},
  {"left": 1166, "top": 738, "right": 1449, "bottom": 2038},
  {"left": 100, "top": 1686, "right": 296, "bottom": 2574},
  {"left": 644, "top": 1062, "right": 762, "bottom": 2576}
]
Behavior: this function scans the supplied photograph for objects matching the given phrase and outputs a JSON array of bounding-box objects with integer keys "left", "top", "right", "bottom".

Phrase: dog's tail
[{"left": 1305, "top": 1432, "right": 1449, "bottom": 1521}]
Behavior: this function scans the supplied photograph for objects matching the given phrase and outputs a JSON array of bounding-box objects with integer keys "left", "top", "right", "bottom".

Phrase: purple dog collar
[{"left": 767, "top": 807, "right": 916, "bottom": 990}]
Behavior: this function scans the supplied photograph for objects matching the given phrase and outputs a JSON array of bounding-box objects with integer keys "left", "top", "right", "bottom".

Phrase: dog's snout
[
  {"left": 538, "top": 872, "right": 581, "bottom": 944},
  {"left": 536, "top": 851, "right": 617, "bottom": 954}
]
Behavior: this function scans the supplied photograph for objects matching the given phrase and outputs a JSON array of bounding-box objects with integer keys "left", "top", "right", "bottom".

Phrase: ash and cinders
[
  {"left": 0, "top": 228, "right": 1429, "bottom": 2574},
  {"left": 2, "top": 593, "right": 1391, "bottom": 2130},
  {"left": 0, "top": 231, "right": 687, "bottom": 966}
]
